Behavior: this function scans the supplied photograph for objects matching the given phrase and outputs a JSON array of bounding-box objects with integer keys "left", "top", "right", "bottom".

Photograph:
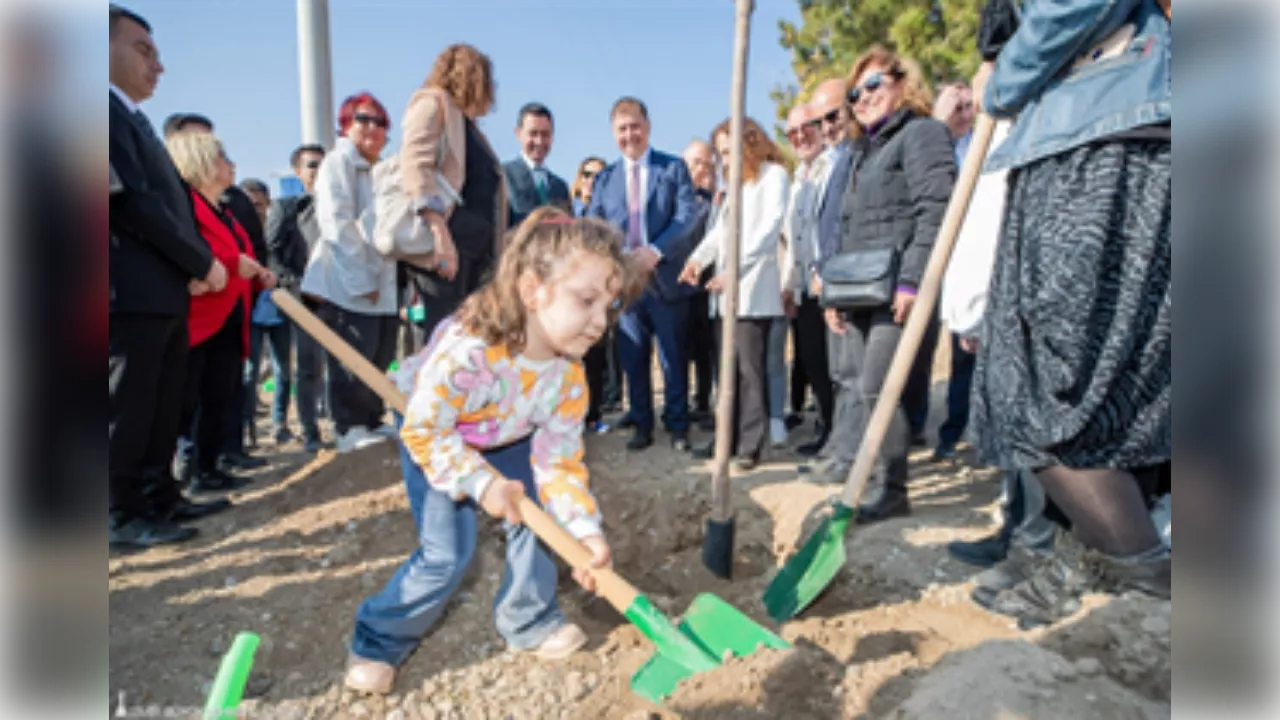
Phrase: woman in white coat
[
  {"left": 679, "top": 118, "right": 789, "bottom": 469},
  {"left": 300, "top": 92, "right": 399, "bottom": 453}
]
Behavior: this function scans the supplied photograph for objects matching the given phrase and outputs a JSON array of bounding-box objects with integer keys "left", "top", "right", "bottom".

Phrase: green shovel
[
  {"left": 763, "top": 113, "right": 998, "bottom": 622},
  {"left": 203, "top": 632, "right": 260, "bottom": 719},
  {"left": 271, "top": 288, "right": 789, "bottom": 704}
]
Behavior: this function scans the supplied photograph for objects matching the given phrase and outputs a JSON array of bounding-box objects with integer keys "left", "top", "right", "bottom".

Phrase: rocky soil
[{"left": 110, "top": 375, "right": 1171, "bottom": 719}]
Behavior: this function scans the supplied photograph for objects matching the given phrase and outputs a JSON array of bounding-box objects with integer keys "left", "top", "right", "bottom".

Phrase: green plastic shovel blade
[
  {"left": 762, "top": 503, "right": 855, "bottom": 622},
  {"left": 203, "top": 632, "right": 260, "bottom": 719},
  {"left": 630, "top": 593, "right": 791, "bottom": 705}
]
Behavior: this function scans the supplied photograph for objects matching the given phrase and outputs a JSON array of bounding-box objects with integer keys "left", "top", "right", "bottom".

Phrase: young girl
[{"left": 345, "top": 207, "right": 637, "bottom": 694}]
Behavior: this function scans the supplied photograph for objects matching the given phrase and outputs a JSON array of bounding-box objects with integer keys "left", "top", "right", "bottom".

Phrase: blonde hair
[
  {"left": 456, "top": 207, "right": 642, "bottom": 353},
  {"left": 166, "top": 131, "right": 225, "bottom": 189},
  {"left": 847, "top": 44, "right": 935, "bottom": 139},
  {"left": 709, "top": 117, "right": 785, "bottom": 184},
  {"left": 425, "top": 44, "right": 495, "bottom": 119}
]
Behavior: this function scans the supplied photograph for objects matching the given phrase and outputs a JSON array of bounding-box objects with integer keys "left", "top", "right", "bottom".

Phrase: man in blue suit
[{"left": 587, "top": 97, "right": 698, "bottom": 451}]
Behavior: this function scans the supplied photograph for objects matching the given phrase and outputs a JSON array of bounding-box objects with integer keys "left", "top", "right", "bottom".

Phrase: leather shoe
[
  {"left": 855, "top": 491, "right": 911, "bottom": 525},
  {"left": 616, "top": 414, "right": 637, "bottom": 431},
  {"left": 784, "top": 413, "right": 804, "bottom": 431},
  {"left": 626, "top": 430, "right": 653, "bottom": 451},
  {"left": 189, "top": 469, "right": 255, "bottom": 494},
  {"left": 932, "top": 442, "right": 959, "bottom": 461},
  {"left": 166, "top": 497, "right": 232, "bottom": 522},
  {"left": 947, "top": 533, "right": 1010, "bottom": 568},
  {"left": 732, "top": 455, "right": 759, "bottom": 471},
  {"left": 218, "top": 452, "right": 267, "bottom": 472},
  {"left": 796, "top": 435, "right": 827, "bottom": 457},
  {"left": 110, "top": 515, "right": 197, "bottom": 550}
]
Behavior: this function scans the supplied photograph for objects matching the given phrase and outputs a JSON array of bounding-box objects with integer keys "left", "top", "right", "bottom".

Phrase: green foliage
[{"left": 770, "top": 0, "right": 985, "bottom": 138}]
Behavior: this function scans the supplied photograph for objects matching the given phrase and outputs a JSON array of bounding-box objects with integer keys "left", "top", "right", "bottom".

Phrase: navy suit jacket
[
  {"left": 503, "top": 158, "right": 571, "bottom": 227},
  {"left": 586, "top": 148, "right": 698, "bottom": 302},
  {"left": 817, "top": 144, "right": 855, "bottom": 267}
]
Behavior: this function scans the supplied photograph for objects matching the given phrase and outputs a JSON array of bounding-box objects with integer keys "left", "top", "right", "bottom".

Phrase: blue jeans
[
  {"left": 245, "top": 322, "right": 295, "bottom": 432},
  {"left": 350, "top": 418, "right": 565, "bottom": 666}
]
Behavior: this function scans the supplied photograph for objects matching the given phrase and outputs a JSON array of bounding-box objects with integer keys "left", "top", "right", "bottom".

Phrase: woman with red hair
[{"left": 300, "top": 91, "right": 399, "bottom": 454}]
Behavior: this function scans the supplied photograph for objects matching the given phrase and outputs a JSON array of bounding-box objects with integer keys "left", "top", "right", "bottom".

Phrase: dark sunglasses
[
  {"left": 352, "top": 113, "right": 388, "bottom": 128},
  {"left": 304, "top": 160, "right": 321, "bottom": 170},
  {"left": 847, "top": 71, "right": 893, "bottom": 105},
  {"left": 813, "top": 108, "right": 842, "bottom": 127},
  {"left": 580, "top": 169, "right": 598, "bottom": 179}
]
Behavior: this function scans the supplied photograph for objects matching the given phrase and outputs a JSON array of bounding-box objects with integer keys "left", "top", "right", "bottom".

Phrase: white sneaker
[
  {"left": 344, "top": 653, "right": 395, "bottom": 694},
  {"left": 769, "top": 418, "right": 788, "bottom": 447},
  {"left": 337, "top": 426, "right": 386, "bottom": 454},
  {"left": 528, "top": 623, "right": 587, "bottom": 660}
]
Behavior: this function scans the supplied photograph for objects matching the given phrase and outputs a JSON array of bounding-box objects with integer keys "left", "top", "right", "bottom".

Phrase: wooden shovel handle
[
  {"left": 270, "top": 290, "right": 641, "bottom": 613},
  {"left": 839, "top": 114, "right": 998, "bottom": 508}
]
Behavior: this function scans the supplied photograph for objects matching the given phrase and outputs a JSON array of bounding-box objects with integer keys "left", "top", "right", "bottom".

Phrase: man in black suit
[
  {"left": 504, "top": 103, "right": 571, "bottom": 227},
  {"left": 109, "top": 4, "right": 231, "bottom": 549}
]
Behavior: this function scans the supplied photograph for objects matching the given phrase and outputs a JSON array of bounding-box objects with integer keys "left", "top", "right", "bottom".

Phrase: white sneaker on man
[
  {"left": 337, "top": 426, "right": 386, "bottom": 454},
  {"left": 769, "top": 418, "right": 788, "bottom": 447}
]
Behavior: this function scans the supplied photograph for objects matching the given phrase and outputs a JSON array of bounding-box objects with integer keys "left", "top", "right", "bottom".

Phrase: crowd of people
[{"left": 109, "top": 0, "right": 1171, "bottom": 696}]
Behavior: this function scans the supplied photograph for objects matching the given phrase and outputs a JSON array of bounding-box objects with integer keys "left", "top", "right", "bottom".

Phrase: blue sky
[{"left": 124, "top": 0, "right": 804, "bottom": 189}]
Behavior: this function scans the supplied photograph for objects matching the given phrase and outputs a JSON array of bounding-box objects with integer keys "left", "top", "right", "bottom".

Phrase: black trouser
[
  {"left": 410, "top": 250, "right": 492, "bottom": 341},
  {"left": 584, "top": 336, "right": 607, "bottom": 425},
  {"left": 604, "top": 329, "right": 623, "bottom": 408},
  {"left": 687, "top": 291, "right": 715, "bottom": 413},
  {"left": 181, "top": 309, "right": 245, "bottom": 475},
  {"left": 903, "top": 308, "right": 940, "bottom": 438},
  {"left": 937, "top": 334, "right": 975, "bottom": 446},
  {"left": 318, "top": 304, "right": 398, "bottom": 435},
  {"left": 110, "top": 313, "right": 191, "bottom": 517},
  {"left": 794, "top": 295, "right": 833, "bottom": 433},
  {"left": 824, "top": 308, "right": 910, "bottom": 499},
  {"left": 714, "top": 317, "right": 770, "bottom": 458},
  {"left": 790, "top": 316, "right": 809, "bottom": 415}
]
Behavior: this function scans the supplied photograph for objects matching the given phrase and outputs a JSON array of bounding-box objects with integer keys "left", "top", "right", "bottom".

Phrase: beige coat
[{"left": 399, "top": 87, "right": 508, "bottom": 256}]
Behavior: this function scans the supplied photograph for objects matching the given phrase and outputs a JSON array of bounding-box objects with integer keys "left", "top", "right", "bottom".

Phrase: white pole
[{"left": 296, "top": 0, "right": 335, "bottom": 149}]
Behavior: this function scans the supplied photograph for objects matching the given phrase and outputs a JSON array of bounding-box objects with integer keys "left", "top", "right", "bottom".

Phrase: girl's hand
[
  {"left": 573, "top": 535, "right": 613, "bottom": 594},
  {"left": 479, "top": 478, "right": 526, "bottom": 525}
]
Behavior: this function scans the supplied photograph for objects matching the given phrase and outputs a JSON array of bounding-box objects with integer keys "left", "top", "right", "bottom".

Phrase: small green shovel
[
  {"left": 763, "top": 113, "right": 998, "bottom": 622},
  {"left": 271, "top": 288, "right": 789, "bottom": 704}
]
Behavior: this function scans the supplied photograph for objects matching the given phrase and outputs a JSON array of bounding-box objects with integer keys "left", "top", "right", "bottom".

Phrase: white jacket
[
  {"left": 940, "top": 120, "right": 1012, "bottom": 338},
  {"left": 300, "top": 137, "right": 399, "bottom": 316},
  {"left": 690, "top": 162, "right": 789, "bottom": 319}
]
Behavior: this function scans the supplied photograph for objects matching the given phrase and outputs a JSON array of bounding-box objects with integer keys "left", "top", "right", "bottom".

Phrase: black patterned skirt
[{"left": 970, "top": 139, "right": 1171, "bottom": 471}]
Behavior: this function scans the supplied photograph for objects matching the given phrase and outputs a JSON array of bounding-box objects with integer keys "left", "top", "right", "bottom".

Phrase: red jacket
[{"left": 188, "top": 190, "right": 258, "bottom": 354}]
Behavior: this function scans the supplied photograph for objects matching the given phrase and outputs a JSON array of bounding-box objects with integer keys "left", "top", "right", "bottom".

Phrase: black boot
[
  {"left": 949, "top": 471, "right": 1024, "bottom": 567},
  {"left": 855, "top": 478, "right": 911, "bottom": 525}
]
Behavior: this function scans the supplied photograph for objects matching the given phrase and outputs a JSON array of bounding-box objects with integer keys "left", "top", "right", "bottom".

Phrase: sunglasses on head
[
  {"left": 352, "top": 113, "right": 388, "bottom": 128},
  {"left": 847, "top": 71, "right": 894, "bottom": 105}
]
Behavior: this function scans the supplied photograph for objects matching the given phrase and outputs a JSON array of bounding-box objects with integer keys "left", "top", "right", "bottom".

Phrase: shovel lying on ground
[
  {"left": 271, "top": 290, "right": 789, "bottom": 704},
  {"left": 762, "top": 113, "right": 997, "bottom": 623}
]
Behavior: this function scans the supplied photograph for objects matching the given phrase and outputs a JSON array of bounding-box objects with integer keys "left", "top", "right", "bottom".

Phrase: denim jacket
[{"left": 983, "top": 0, "right": 1171, "bottom": 173}]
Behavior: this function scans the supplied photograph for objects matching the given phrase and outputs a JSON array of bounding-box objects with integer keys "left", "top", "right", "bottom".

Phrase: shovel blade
[
  {"left": 762, "top": 504, "right": 855, "bottom": 622},
  {"left": 630, "top": 593, "right": 790, "bottom": 704}
]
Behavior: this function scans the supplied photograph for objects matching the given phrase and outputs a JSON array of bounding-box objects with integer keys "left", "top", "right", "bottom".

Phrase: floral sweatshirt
[{"left": 392, "top": 321, "right": 602, "bottom": 540}]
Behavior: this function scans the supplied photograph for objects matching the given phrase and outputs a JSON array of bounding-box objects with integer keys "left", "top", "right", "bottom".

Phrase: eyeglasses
[
  {"left": 847, "top": 72, "right": 892, "bottom": 105},
  {"left": 785, "top": 126, "right": 809, "bottom": 141},
  {"left": 305, "top": 161, "right": 321, "bottom": 170},
  {"left": 581, "top": 169, "right": 597, "bottom": 179},
  {"left": 813, "top": 108, "right": 843, "bottom": 128},
  {"left": 352, "top": 113, "right": 389, "bottom": 129}
]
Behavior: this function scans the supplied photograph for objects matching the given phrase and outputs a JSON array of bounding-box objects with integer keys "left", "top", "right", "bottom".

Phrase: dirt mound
[
  {"left": 110, "top": 397, "right": 1171, "bottom": 720},
  {"left": 885, "top": 640, "right": 1167, "bottom": 720},
  {"left": 1039, "top": 595, "right": 1172, "bottom": 703}
]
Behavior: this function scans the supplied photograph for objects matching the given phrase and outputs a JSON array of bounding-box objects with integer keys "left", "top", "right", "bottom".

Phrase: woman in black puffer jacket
[{"left": 814, "top": 45, "right": 956, "bottom": 523}]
